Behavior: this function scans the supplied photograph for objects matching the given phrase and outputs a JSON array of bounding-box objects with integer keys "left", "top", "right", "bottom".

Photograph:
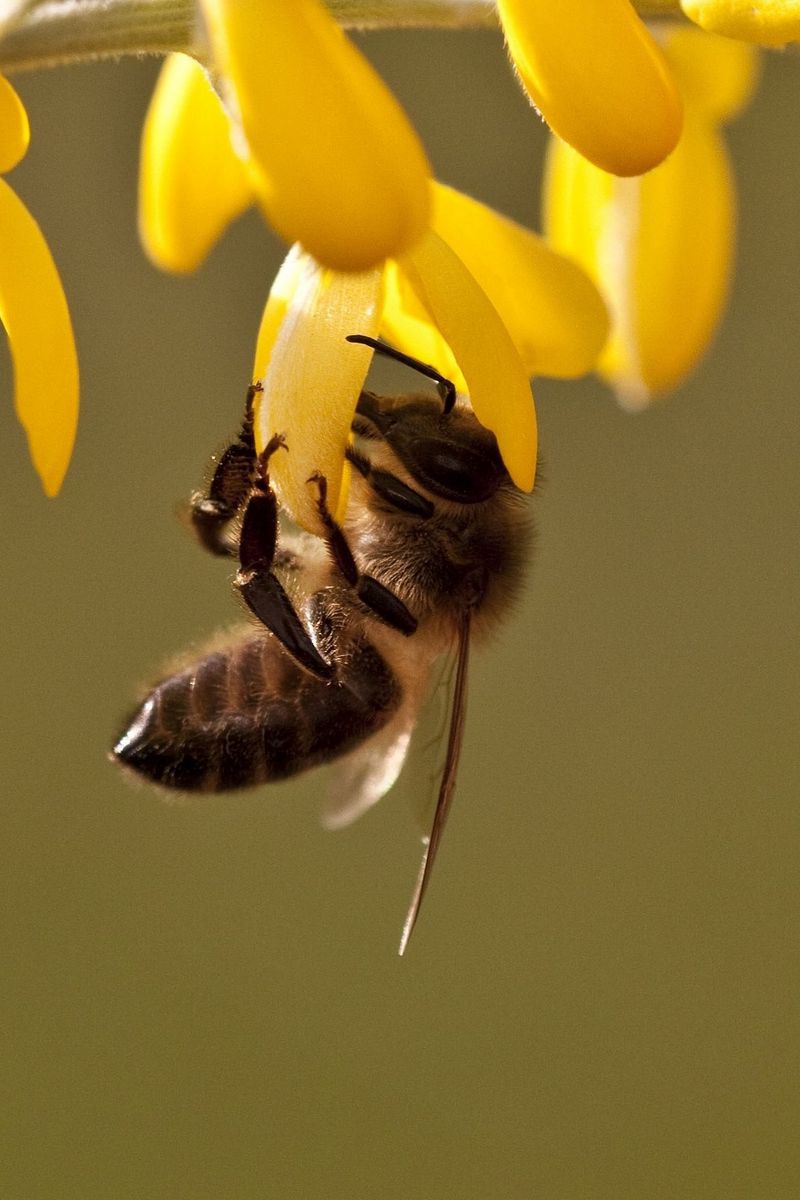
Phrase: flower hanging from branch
[
  {"left": 138, "top": 36, "right": 611, "bottom": 527},
  {"left": 0, "top": 0, "right": 791, "bottom": 499}
]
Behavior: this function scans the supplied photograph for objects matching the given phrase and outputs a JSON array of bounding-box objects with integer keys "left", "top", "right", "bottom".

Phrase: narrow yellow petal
[
  {"left": 139, "top": 53, "right": 253, "bottom": 274},
  {"left": 199, "top": 0, "right": 431, "bottom": 271},
  {"left": 254, "top": 252, "right": 383, "bottom": 532},
  {"left": 399, "top": 231, "right": 537, "bottom": 492},
  {"left": 498, "top": 0, "right": 682, "bottom": 176},
  {"left": 681, "top": 0, "right": 800, "bottom": 45},
  {"left": 0, "top": 74, "right": 29, "bottom": 173},
  {"left": 380, "top": 259, "right": 467, "bottom": 393},
  {"left": 431, "top": 183, "right": 608, "bottom": 378},
  {"left": 543, "top": 115, "right": 734, "bottom": 405},
  {"left": 664, "top": 25, "right": 760, "bottom": 120},
  {"left": 252, "top": 244, "right": 308, "bottom": 385},
  {"left": 0, "top": 178, "right": 78, "bottom": 496}
]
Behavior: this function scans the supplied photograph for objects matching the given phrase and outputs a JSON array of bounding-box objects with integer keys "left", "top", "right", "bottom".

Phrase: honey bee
[{"left": 112, "top": 337, "right": 531, "bottom": 952}]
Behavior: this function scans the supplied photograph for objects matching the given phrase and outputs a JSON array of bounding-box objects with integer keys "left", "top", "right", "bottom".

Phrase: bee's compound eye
[{"left": 413, "top": 438, "right": 501, "bottom": 503}]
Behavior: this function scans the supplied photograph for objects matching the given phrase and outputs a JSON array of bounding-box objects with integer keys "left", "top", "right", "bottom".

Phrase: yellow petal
[
  {"left": 380, "top": 259, "right": 467, "bottom": 393},
  {"left": 498, "top": 0, "right": 682, "bottom": 176},
  {"left": 543, "top": 113, "right": 734, "bottom": 406},
  {"left": 253, "top": 244, "right": 308, "bottom": 386},
  {"left": 0, "top": 178, "right": 78, "bottom": 495},
  {"left": 431, "top": 183, "right": 608, "bottom": 378},
  {"left": 680, "top": 0, "right": 800, "bottom": 45},
  {"left": 139, "top": 53, "right": 252, "bottom": 274},
  {"left": 0, "top": 74, "right": 29, "bottom": 173},
  {"left": 398, "top": 231, "right": 537, "bottom": 492},
  {"left": 663, "top": 24, "right": 760, "bottom": 121},
  {"left": 253, "top": 249, "right": 383, "bottom": 532},
  {"left": 198, "top": 0, "right": 431, "bottom": 271}
]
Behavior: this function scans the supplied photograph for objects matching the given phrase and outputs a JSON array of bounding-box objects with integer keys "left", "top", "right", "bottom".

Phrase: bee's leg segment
[
  {"left": 236, "top": 437, "right": 334, "bottom": 681},
  {"left": 346, "top": 447, "right": 434, "bottom": 519},
  {"left": 308, "top": 471, "right": 418, "bottom": 637},
  {"left": 345, "top": 334, "right": 456, "bottom": 414},
  {"left": 189, "top": 382, "right": 261, "bottom": 557}
]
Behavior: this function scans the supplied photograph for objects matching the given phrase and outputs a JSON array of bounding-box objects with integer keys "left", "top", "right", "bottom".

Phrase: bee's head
[{"left": 354, "top": 390, "right": 509, "bottom": 504}]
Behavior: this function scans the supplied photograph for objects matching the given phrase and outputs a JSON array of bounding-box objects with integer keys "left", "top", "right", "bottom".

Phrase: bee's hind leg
[
  {"left": 307, "top": 471, "right": 418, "bottom": 637},
  {"left": 235, "top": 437, "right": 334, "bottom": 681},
  {"left": 188, "top": 382, "right": 261, "bottom": 557}
]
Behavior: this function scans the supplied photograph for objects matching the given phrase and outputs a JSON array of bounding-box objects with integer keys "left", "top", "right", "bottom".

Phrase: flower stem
[
  {"left": 0, "top": 0, "right": 684, "bottom": 74},
  {"left": 0, "top": 0, "right": 206, "bottom": 72}
]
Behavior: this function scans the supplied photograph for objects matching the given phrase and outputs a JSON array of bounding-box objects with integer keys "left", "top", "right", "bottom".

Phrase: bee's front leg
[
  {"left": 307, "top": 472, "right": 418, "bottom": 637},
  {"left": 189, "top": 382, "right": 262, "bottom": 557},
  {"left": 235, "top": 437, "right": 334, "bottom": 681}
]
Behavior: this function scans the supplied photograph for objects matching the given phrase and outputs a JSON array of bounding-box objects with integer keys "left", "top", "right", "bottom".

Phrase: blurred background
[{"left": 2, "top": 27, "right": 799, "bottom": 1200}]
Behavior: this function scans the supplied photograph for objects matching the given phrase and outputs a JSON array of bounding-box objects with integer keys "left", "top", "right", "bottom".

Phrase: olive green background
[{"left": 2, "top": 30, "right": 798, "bottom": 1200}]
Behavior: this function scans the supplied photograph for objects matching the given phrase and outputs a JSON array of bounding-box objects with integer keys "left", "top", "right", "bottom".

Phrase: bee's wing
[
  {"left": 320, "top": 699, "right": 420, "bottom": 831},
  {"left": 320, "top": 631, "right": 456, "bottom": 831},
  {"left": 404, "top": 641, "right": 462, "bottom": 835},
  {"left": 398, "top": 613, "right": 471, "bottom": 956}
]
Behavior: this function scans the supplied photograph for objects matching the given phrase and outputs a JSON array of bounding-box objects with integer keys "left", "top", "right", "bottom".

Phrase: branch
[{"left": 0, "top": 0, "right": 685, "bottom": 74}]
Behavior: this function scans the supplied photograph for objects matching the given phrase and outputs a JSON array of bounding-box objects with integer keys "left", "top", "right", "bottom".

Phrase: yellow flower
[
  {"left": 251, "top": 195, "right": 609, "bottom": 532},
  {"left": 139, "top": 46, "right": 609, "bottom": 532},
  {"left": 543, "top": 26, "right": 758, "bottom": 408},
  {"left": 0, "top": 74, "right": 78, "bottom": 496},
  {"left": 141, "top": 0, "right": 431, "bottom": 274},
  {"left": 497, "top": 0, "right": 683, "bottom": 176},
  {"left": 680, "top": 0, "right": 800, "bottom": 45}
]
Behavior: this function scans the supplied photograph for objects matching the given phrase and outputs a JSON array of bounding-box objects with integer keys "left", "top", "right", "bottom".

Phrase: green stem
[
  {"left": 0, "top": 0, "right": 684, "bottom": 74},
  {"left": 0, "top": 0, "right": 206, "bottom": 71}
]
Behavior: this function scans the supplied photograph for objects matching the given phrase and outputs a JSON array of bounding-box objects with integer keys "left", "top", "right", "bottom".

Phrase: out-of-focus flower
[
  {"left": 680, "top": 0, "right": 800, "bottom": 45},
  {"left": 543, "top": 26, "right": 758, "bottom": 409},
  {"left": 0, "top": 73, "right": 78, "bottom": 496},
  {"left": 139, "top": 52, "right": 252, "bottom": 273},
  {"left": 496, "top": 0, "right": 683, "bottom": 176},
  {"left": 251, "top": 195, "right": 609, "bottom": 532},
  {"left": 141, "top": 0, "right": 431, "bottom": 274}
]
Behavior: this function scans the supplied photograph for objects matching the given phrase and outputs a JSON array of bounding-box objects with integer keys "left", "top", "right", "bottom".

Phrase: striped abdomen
[{"left": 112, "top": 632, "right": 400, "bottom": 793}]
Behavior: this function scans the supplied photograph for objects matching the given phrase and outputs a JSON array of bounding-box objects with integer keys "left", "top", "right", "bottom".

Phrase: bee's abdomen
[{"left": 112, "top": 635, "right": 399, "bottom": 793}]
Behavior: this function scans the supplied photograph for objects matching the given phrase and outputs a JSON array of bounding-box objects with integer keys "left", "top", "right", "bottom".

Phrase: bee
[{"left": 112, "top": 337, "right": 531, "bottom": 952}]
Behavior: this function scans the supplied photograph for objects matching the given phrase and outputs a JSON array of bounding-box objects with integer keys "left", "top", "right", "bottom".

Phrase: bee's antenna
[{"left": 346, "top": 334, "right": 457, "bottom": 414}]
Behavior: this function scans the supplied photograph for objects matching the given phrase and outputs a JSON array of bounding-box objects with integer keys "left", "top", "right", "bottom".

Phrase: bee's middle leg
[
  {"left": 235, "top": 438, "right": 334, "bottom": 681},
  {"left": 307, "top": 472, "right": 418, "bottom": 637}
]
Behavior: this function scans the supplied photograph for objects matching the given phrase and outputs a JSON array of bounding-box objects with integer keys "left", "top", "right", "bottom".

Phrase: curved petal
[
  {"left": 399, "top": 231, "right": 537, "bottom": 492},
  {"left": 199, "top": 0, "right": 431, "bottom": 271},
  {"left": 431, "top": 183, "right": 608, "bottom": 378},
  {"left": 663, "top": 24, "right": 761, "bottom": 121},
  {"left": 252, "top": 244, "right": 308, "bottom": 385},
  {"left": 543, "top": 114, "right": 734, "bottom": 406},
  {"left": 497, "top": 0, "right": 682, "bottom": 176},
  {"left": 254, "top": 250, "right": 383, "bottom": 531},
  {"left": 0, "top": 178, "right": 78, "bottom": 496},
  {"left": 0, "top": 74, "right": 29, "bottom": 173},
  {"left": 380, "top": 259, "right": 467, "bottom": 393},
  {"left": 680, "top": 0, "right": 800, "bottom": 45},
  {"left": 139, "top": 53, "right": 253, "bottom": 274}
]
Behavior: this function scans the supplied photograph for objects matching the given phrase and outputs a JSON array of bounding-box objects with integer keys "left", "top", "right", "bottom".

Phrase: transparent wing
[
  {"left": 399, "top": 614, "right": 471, "bottom": 956},
  {"left": 320, "top": 617, "right": 470, "bottom": 954},
  {"left": 321, "top": 621, "right": 462, "bottom": 833},
  {"left": 320, "top": 699, "right": 419, "bottom": 831},
  {"left": 397, "top": 638, "right": 462, "bottom": 836}
]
